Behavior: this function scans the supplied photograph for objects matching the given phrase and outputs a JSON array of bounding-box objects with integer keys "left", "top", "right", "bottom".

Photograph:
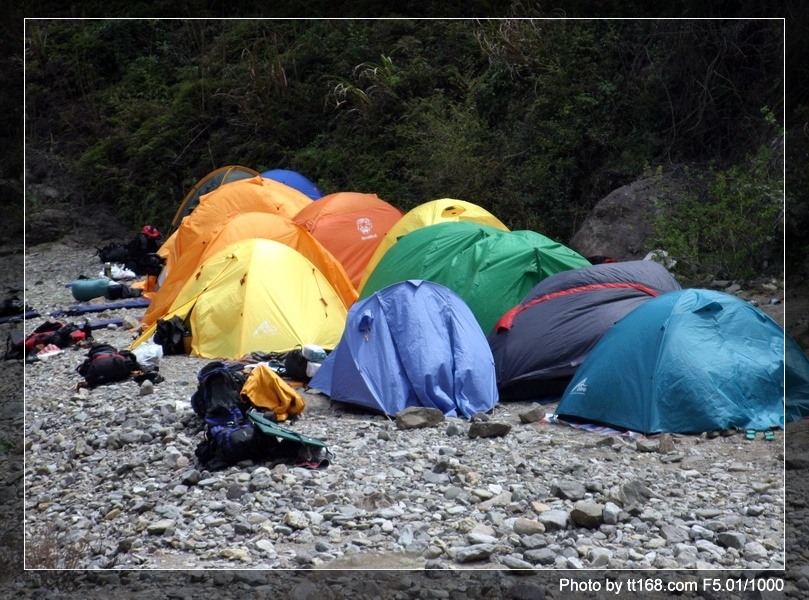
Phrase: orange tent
[
  {"left": 170, "top": 165, "right": 260, "bottom": 231},
  {"left": 293, "top": 192, "right": 403, "bottom": 289},
  {"left": 162, "top": 175, "right": 311, "bottom": 268},
  {"left": 140, "top": 212, "right": 357, "bottom": 328}
]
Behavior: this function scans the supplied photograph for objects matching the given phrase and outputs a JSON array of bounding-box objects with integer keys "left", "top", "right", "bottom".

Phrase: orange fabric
[
  {"left": 240, "top": 364, "right": 306, "bottom": 421},
  {"left": 293, "top": 192, "right": 403, "bottom": 288},
  {"left": 168, "top": 175, "right": 311, "bottom": 262},
  {"left": 140, "top": 212, "right": 357, "bottom": 328}
]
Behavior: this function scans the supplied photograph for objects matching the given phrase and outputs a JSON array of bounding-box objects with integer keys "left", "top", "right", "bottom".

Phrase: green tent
[{"left": 359, "top": 221, "right": 590, "bottom": 332}]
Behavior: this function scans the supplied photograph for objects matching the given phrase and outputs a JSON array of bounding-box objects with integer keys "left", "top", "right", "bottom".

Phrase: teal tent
[
  {"left": 556, "top": 289, "right": 786, "bottom": 434},
  {"left": 359, "top": 221, "right": 590, "bottom": 332}
]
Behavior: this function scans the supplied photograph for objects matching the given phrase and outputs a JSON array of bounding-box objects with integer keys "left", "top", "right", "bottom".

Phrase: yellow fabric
[
  {"left": 131, "top": 238, "right": 348, "bottom": 359},
  {"left": 357, "top": 198, "right": 510, "bottom": 294},
  {"left": 240, "top": 364, "right": 305, "bottom": 422},
  {"left": 140, "top": 212, "right": 357, "bottom": 328}
]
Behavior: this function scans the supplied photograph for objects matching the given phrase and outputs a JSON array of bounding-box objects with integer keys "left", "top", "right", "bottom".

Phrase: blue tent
[
  {"left": 556, "top": 289, "right": 785, "bottom": 434},
  {"left": 309, "top": 280, "right": 498, "bottom": 418},
  {"left": 261, "top": 169, "right": 323, "bottom": 201}
]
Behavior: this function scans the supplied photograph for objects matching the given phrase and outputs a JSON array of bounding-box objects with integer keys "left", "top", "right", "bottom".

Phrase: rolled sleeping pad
[{"left": 70, "top": 277, "right": 111, "bottom": 302}]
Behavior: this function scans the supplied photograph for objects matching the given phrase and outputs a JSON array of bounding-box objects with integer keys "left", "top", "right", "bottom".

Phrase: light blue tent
[
  {"left": 556, "top": 289, "right": 786, "bottom": 434},
  {"left": 309, "top": 280, "right": 498, "bottom": 418},
  {"left": 261, "top": 169, "right": 323, "bottom": 200}
]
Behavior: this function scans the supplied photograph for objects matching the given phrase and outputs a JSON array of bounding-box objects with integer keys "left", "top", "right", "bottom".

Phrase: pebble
[{"left": 4, "top": 240, "right": 787, "bottom": 592}]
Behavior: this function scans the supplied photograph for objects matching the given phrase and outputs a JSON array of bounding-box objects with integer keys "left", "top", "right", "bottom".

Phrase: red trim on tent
[{"left": 494, "top": 283, "right": 660, "bottom": 331}]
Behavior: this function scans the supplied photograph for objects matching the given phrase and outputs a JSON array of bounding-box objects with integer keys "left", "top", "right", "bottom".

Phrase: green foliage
[
  {"left": 652, "top": 146, "right": 783, "bottom": 283},
  {"left": 24, "top": 18, "right": 784, "bottom": 253}
]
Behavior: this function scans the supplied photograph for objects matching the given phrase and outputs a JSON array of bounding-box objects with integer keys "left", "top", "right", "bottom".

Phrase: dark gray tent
[{"left": 487, "top": 260, "right": 681, "bottom": 400}]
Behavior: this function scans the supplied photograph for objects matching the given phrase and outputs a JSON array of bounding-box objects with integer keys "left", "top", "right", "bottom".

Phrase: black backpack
[
  {"left": 77, "top": 343, "right": 140, "bottom": 387},
  {"left": 194, "top": 405, "right": 280, "bottom": 471},
  {"left": 190, "top": 361, "right": 250, "bottom": 418},
  {"left": 283, "top": 348, "right": 310, "bottom": 382},
  {"left": 153, "top": 315, "right": 191, "bottom": 355},
  {"left": 96, "top": 243, "right": 130, "bottom": 265},
  {"left": 126, "top": 226, "right": 165, "bottom": 276}
]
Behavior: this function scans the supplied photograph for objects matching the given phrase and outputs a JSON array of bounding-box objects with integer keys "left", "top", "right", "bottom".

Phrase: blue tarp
[
  {"left": 556, "top": 289, "right": 786, "bottom": 434},
  {"left": 309, "top": 280, "right": 498, "bottom": 418}
]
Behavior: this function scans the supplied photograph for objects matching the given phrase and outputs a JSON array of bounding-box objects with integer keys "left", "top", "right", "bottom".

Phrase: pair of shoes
[
  {"left": 764, "top": 430, "right": 775, "bottom": 441},
  {"left": 745, "top": 429, "right": 757, "bottom": 440}
]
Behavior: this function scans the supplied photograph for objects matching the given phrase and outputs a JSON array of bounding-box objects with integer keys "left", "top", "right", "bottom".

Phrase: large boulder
[{"left": 569, "top": 174, "right": 682, "bottom": 261}]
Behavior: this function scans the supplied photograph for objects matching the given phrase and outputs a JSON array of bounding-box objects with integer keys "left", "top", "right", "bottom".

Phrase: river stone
[
  {"left": 454, "top": 543, "right": 496, "bottom": 563},
  {"left": 551, "top": 480, "right": 586, "bottom": 500},
  {"left": 570, "top": 501, "right": 603, "bottom": 529},
  {"left": 395, "top": 407, "right": 445, "bottom": 430},
  {"left": 537, "top": 510, "right": 569, "bottom": 532},
  {"left": 468, "top": 421, "right": 512, "bottom": 438}
]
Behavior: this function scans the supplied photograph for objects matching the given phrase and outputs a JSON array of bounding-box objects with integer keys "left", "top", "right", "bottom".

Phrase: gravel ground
[{"left": 0, "top": 222, "right": 804, "bottom": 597}]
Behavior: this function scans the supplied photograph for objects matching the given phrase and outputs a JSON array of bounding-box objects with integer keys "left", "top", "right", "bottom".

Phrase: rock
[
  {"left": 588, "top": 548, "right": 612, "bottom": 568},
  {"left": 445, "top": 423, "right": 464, "bottom": 436},
  {"left": 569, "top": 175, "right": 678, "bottom": 261},
  {"left": 570, "top": 501, "right": 603, "bottom": 528},
  {"left": 551, "top": 480, "right": 586, "bottom": 500},
  {"left": 537, "top": 510, "right": 569, "bottom": 532},
  {"left": 518, "top": 406, "right": 545, "bottom": 423},
  {"left": 615, "top": 479, "right": 656, "bottom": 508},
  {"left": 454, "top": 543, "right": 496, "bottom": 563},
  {"left": 524, "top": 548, "right": 556, "bottom": 565},
  {"left": 513, "top": 518, "right": 545, "bottom": 536},
  {"left": 657, "top": 433, "right": 675, "bottom": 454},
  {"left": 635, "top": 439, "right": 658, "bottom": 452},
  {"left": 468, "top": 421, "right": 512, "bottom": 438},
  {"left": 743, "top": 541, "right": 769, "bottom": 562},
  {"left": 661, "top": 524, "right": 690, "bottom": 544},
  {"left": 138, "top": 380, "right": 154, "bottom": 396},
  {"left": 284, "top": 510, "right": 310, "bottom": 530},
  {"left": 602, "top": 502, "right": 621, "bottom": 525},
  {"left": 395, "top": 406, "right": 445, "bottom": 430},
  {"left": 147, "top": 519, "right": 175, "bottom": 535},
  {"left": 716, "top": 531, "right": 746, "bottom": 550}
]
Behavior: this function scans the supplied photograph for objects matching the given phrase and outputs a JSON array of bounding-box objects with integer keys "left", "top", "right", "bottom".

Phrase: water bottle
[{"left": 104, "top": 262, "right": 112, "bottom": 279}]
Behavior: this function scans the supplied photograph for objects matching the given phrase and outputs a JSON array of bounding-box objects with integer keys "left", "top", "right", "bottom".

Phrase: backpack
[
  {"left": 21, "top": 320, "right": 90, "bottom": 355},
  {"left": 153, "top": 315, "right": 191, "bottom": 355},
  {"left": 96, "top": 243, "right": 130, "bottom": 265},
  {"left": 283, "top": 348, "right": 310, "bottom": 382},
  {"left": 190, "top": 361, "right": 250, "bottom": 418},
  {"left": 126, "top": 226, "right": 165, "bottom": 276},
  {"left": 76, "top": 343, "right": 141, "bottom": 387},
  {"left": 194, "top": 405, "right": 280, "bottom": 471}
]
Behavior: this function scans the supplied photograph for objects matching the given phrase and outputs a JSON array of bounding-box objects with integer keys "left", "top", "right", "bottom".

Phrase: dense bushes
[{"left": 24, "top": 18, "right": 785, "bottom": 280}]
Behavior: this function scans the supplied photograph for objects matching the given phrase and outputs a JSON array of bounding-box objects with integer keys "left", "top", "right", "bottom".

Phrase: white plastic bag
[{"left": 132, "top": 341, "right": 163, "bottom": 369}]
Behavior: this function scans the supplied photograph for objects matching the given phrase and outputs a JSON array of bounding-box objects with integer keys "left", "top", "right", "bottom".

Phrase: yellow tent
[
  {"left": 162, "top": 175, "right": 311, "bottom": 268},
  {"left": 131, "top": 238, "right": 348, "bottom": 359},
  {"left": 357, "top": 198, "right": 509, "bottom": 294},
  {"left": 140, "top": 212, "right": 357, "bottom": 328}
]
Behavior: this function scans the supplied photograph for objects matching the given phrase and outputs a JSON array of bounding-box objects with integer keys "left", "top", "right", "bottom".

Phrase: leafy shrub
[{"left": 652, "top": 145, "right": 783, "bottom": 283}]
